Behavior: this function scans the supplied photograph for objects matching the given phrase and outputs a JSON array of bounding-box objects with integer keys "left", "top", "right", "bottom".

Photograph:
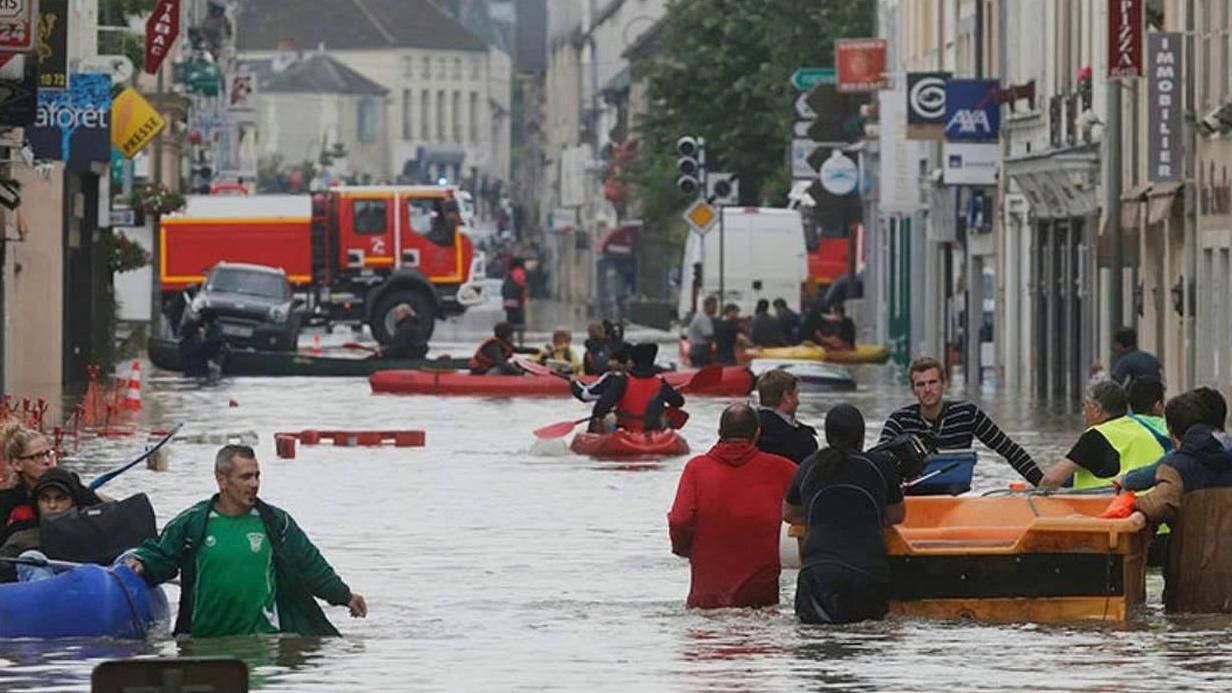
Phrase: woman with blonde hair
[{"left": 0, "top": 423, "right": 100, "bottom": 529}]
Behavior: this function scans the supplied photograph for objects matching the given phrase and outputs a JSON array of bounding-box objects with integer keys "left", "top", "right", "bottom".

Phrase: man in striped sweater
[{"left": 879, "top": 357, "right": 1043, "bottom": 485}]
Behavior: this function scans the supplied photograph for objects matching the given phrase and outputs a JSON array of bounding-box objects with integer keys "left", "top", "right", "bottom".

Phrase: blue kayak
[{"left": 0, "top": 564, "right": 169, "bottom": 639}]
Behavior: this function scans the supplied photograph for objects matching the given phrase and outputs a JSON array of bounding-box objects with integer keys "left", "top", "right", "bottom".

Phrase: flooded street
[{"left": 3, "top": 348, "right": 1232, "bottom": 692}]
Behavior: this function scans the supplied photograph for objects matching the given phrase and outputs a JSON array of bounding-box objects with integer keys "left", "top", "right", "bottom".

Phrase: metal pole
[
  {"left": 1183, "top": 0, "right": 1198, "bottom": 388},
  {"left": 965, "top": 0, "right": 985, "bottom": 388},
  {"left": 718, "top": 205, "right": 725, "bottom": 304},
  {"left": 1107, "top": 79, "right": 1123, "bottom": 352},
  {"left": 153, "top": 67, "right": 164, "bottom": 185}
]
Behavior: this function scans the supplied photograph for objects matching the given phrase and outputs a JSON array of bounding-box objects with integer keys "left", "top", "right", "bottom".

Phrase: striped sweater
[{"left": 878, "top": 400, "right": 1043, "bottom": 484}]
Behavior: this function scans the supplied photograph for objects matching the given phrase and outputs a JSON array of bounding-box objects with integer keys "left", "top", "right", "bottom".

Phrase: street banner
[
  {"left": 944, "top": 79, "right": 1000, "bottom": 142},
  {"left": 835, "top": 39, "right": 887, "bottom": 93},
  {"left": 36, "top": 0, "right": 66, "bottom": 88},
  {"left": 111, "top": 86, "right": 165, "bottom": 158},
  {"left": 1147, "top": 32, "right": 1183, "bottom": 182},
  {"left": 879, "top": 86, "right": 923, "bottom": 211},
  {"left": 27, "top": 72, "right": 111, "bottom": 164},
  {"left": 907, "top": 71, "right": 948, "bottom": 140},
  {"left": 1108, "top": 0, "right": 1144, "bottom": 78},
  {"left": 144, "top": 0, "right": 180, "bottom": 74}
]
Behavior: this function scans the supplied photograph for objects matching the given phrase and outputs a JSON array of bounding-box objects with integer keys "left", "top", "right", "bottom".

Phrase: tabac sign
[
  {"left": 1108, "top": 0, "right": 1144, "bottom": 78},
  {"left": 1148, "top": 32, "right": 1183, "bottom": 182}
]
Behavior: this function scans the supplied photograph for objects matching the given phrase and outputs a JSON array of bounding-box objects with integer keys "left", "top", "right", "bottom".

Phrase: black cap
[
  {"left": 631, "top": 343, "right": 658, "bottom": 368},
  {"left": 33, "top": 468, "right": 79, "bottom": 506}
]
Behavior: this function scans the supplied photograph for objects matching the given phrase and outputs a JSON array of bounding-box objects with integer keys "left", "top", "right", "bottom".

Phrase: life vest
[
  {"left": 1073, "top": 416, "right": 1168, "bottom": 489},
  {"left": 1129, "top": 414, "right": 1174, "bottom": 453},
  {"left": 616, "top": 375, "right": 666, "bottom": 432},
  {"left": 468, "top": 337, "right": 513, "bottom": 372}
]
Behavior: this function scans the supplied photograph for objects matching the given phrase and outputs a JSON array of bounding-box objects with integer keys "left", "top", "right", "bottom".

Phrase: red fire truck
[{"left": 160, "top": 186, "right": 485, "bottom": 344}]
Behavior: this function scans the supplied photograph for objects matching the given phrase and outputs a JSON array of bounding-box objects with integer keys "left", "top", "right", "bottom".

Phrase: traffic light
[
  {"left": 190, "top": 150, "right": 214, "bottom": 194},
  {"left": 676, "top": 136, "right": 704, "bottom": 196}
]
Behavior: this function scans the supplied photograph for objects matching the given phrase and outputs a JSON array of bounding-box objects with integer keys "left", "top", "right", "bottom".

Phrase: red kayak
[
  {"left": 570, "top": 430, "right": 690, "bottom": 459},
  {"left": 369, "top": 367, "right": 753, "bottom": 398}
]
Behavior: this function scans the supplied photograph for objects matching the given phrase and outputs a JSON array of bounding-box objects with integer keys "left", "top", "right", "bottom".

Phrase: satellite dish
[{"left": 77, "top": 55, "right": 134, "bottom": 84}]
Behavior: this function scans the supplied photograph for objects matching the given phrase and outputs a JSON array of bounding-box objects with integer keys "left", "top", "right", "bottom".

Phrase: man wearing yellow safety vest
[{"left": 1040, "top": 381, "right": 1167, "bottom": 489}]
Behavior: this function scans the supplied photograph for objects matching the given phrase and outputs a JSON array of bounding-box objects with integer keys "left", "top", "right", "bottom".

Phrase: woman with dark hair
[{"left": 783, "top": 404, "right": 905, "bottom": 624}]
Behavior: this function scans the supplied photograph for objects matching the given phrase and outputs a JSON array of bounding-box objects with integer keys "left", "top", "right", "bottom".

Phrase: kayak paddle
[
  {"left": 0, "top": 555, "right": 88, "bottom": 571},
  {"left": 531, "top": 365, "right": 720, "bottom": 440},
  {"left": 89, "top": 423, "right": 183, "bottom": 490},
  {"left": 513, "top": 357, "right": 554, "bottom": 376},
  {"left": 678, "top": 364, "right": 723, "bottom": 392},
  {"left": 665, "top": 408, "right": 689, "bottom": 429},
  {"left": 533, "top": 410, "right": 688, "bottom": 439},
  {"left": 533, "top": 416, "right": 593, "bottom": 439}
]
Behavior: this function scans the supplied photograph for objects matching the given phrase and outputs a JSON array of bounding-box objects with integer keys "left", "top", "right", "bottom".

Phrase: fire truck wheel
[{"left": 370, "top": 289, "right": 435, "bottom": 345}]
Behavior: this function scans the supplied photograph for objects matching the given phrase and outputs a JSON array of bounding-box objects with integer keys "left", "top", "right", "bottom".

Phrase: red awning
[{"left": 599, "top": 224, "right": 640, "bottom": 255}]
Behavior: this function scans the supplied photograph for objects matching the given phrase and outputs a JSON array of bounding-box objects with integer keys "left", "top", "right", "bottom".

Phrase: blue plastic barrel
[{"left": 905, "top": 452, "right": 977, "bottom": 496}]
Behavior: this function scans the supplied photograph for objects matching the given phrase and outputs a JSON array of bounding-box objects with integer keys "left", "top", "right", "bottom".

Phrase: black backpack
[{"left": 39, "top": 493, "right": 158, "bottom": 565}]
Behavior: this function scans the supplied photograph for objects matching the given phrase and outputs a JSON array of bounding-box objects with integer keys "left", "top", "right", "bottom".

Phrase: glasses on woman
[{"left": 15, "top": 448, "right": 56, "bottom": 462}]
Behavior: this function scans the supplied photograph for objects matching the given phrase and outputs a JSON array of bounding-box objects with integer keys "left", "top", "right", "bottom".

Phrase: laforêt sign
[{"left": 144, "top": 0, "right": 180, "bottom": 74}]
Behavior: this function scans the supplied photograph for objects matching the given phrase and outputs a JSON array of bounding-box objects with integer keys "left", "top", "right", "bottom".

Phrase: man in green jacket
[{"left": 125, "top": 445, "right": 367, "bottom": 637}]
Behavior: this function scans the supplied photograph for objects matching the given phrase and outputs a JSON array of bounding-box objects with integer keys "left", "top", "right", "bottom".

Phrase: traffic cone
[
  {"left": 312, "top": 334, "right": 322, "bottom": 355},
  {"left": 123, "top": 360, "right": 142, "bottom": 411}
]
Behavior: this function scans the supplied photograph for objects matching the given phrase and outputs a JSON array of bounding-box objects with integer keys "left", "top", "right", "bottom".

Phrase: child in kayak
[{"left": 533, "top": 328, "right": 582, "bottom": 376}]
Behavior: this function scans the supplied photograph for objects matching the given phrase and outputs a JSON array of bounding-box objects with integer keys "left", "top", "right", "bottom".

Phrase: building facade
[
  {"left": 247, "top": 53, "right": 392, "bottom": 183},
  {"left": 236, "top": 0, "right": 511, "bottom": 191}
]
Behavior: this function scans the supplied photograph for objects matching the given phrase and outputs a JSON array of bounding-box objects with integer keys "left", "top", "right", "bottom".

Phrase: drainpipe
[
  {"left": 1182, "top": 0, "right": 1198, "bottom": 388},
  {"left": 1107, "top": 78, "right": 1123, "bottom": 357}
]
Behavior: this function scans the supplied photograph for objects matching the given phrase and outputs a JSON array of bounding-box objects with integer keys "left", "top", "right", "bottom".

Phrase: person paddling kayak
[
  {"left": 588, "top": 343, "right": 684, "bottom": 433},
  {"left": 125, "top": 445, "right": 367, "bottom": 637},
  {"left": 468, "top": 322, "right": 538, "bottom": 375}
]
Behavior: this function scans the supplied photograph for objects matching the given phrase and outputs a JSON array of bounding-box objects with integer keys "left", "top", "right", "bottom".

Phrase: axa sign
[{"left": 944, "top": 79, "right": 1001, "bottom": 142}]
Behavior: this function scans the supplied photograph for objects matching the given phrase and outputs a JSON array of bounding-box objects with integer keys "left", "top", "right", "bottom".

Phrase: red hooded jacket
[{"left": 667, "top": 440, "right": 797, "bottom": 608}]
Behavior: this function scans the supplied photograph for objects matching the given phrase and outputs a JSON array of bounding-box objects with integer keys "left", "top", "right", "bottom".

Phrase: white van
[{"left": 676, "top": 207, "right": 808, "bottom": 320}]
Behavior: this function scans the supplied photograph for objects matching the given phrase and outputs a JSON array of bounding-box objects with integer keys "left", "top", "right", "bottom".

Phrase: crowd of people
[
  {"left": 0, "top": 420, "right": 367, "bottom": 638},
  {"left": 685, "top": 295, "right": 857, "bottom": 366},
  {"left": 667, "top": 338, "right": 1232, "bottom": 623}
]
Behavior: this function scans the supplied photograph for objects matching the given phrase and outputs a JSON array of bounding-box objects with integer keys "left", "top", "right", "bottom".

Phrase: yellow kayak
[{"left": 749, "top": 342, "right": 890, "bottom": 364}]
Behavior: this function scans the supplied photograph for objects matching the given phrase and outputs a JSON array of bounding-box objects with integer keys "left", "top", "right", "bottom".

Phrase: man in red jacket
[{"left": 667, "top": 403, "right": 797, "bottom": 608}]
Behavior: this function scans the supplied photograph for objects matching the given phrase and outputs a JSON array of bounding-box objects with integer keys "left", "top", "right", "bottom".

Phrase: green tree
[{"left": 631, "top": 0, "right": 873, "bottom": 215}]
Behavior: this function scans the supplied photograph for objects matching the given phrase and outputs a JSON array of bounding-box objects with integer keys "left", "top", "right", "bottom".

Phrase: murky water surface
[{"left": 3, "top": 344, "right": 1231, "bottom": 691}]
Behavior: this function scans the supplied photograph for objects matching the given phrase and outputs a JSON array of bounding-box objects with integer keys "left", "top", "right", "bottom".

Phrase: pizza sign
[{"left": 143, "top": 0, "right": 179, "bottom": 74}]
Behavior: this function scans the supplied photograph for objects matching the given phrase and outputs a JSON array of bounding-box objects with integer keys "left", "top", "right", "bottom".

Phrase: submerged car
[{"left": 190, "top": 263, "right": 303, "bottom": 351}]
